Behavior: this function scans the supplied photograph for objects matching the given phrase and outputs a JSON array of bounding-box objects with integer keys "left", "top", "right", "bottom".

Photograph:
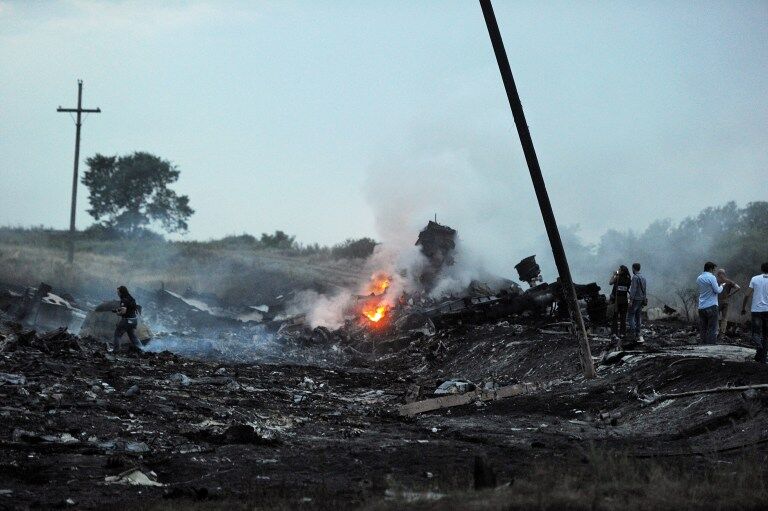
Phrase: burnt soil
[{"left": 1, "top": 316, "right": 768, "bottom": 510}]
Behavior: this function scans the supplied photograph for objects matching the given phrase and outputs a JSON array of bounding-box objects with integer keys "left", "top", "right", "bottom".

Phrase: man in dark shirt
[
  {"left": 113, "top": 286, "right": 142, "bottom": 352},
  {"left": 627, "top": 263, "right": 648, "bottom": 342},
  {"left": 609, "top": 265, "right": 631, "bottom": 338}
]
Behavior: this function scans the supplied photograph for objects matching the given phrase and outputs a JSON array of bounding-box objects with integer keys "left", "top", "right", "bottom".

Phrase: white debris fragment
[{"left": 105, "top": 469, "right": 165, "bottom": 487}]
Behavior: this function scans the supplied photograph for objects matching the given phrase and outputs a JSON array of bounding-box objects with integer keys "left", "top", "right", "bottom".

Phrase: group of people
[
  {"left": 608, "top": 261, "right": 768, "bottom": 363},
  {"left": 608, "top": 263, "right": 647, "bottom": 342},
  {"left": 697, "top": 261, "right": 768, "bottom": 363},
  {"left": 113, "top": 262, "right": 768, "bottom": 363}
]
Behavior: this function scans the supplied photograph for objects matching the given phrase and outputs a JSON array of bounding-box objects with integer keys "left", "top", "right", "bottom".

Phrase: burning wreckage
[
  {"left": 2, "top": 223, "right": 768, "bottom": 510},
  {"left": 275, "top": 221, "right": 608, "bottom": 354},
  {"left": 0, "top": 221, "right": 607, "bottom": 360}
]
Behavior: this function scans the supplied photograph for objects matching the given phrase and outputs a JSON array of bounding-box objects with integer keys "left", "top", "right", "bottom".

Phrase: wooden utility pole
[
  {"left": 57, "top": 80, "right": 101, "bottom": 264},
  {"left": 479, "top": 0, "right": 596, "bottom": 378}
]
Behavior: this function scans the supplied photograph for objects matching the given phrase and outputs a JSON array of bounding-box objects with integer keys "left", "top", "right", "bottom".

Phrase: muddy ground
[{"left": 1, "top": 314, "right": 767, "bottom": 510}]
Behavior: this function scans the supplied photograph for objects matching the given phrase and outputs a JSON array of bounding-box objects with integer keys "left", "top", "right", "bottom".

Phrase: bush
[
  {"left": 83, "top": 224, "right": 164, "bottom": 242},
  {"left": 260, "top": 230, "right": 296, "bottom": 250},
  {"left": 331, "top": 237, "right": 377, "bottom": 260}
]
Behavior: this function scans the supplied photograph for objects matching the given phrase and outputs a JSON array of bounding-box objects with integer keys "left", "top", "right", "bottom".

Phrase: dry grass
[{"left": 0, "top": 238, "right": 365, "bottom": 303}]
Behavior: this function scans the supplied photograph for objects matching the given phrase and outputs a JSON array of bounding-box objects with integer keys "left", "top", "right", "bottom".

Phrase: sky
[{"left": 1, "top": 1, "right": 766, "bottom": 269}]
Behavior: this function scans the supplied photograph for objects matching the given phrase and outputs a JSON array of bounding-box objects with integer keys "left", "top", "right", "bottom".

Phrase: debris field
[{"left": 1, "top": 311, "right": 767, "bottom": 509}]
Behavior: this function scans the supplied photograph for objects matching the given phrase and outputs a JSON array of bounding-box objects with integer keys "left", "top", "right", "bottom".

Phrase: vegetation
[
  {"left": 563, "top": 201, "right": 768, "bottom": 306},
  {"left": 0, "top": 225, "right": 377, "bottom": 301},
  {"left": 331, "top": 237, "right": 378, "bottom": 260},
  {"left": 82, "top": 151, "right": 194, "bottom": 235},
  {"left": 1, "top": 201, "right": 763, "bottom": 307}
]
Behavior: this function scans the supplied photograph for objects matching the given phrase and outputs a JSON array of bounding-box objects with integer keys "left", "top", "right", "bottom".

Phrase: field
[
  {"left": 0, "top": 228, "right": 365, "bottom": 305},
  {"left": 1, "top": 228, "right": 767, "bottom": 510}
]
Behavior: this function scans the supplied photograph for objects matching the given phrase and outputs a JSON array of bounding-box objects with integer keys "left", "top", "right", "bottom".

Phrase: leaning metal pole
[{"left": 479, "top": 0, "right": 596, "bottom": 378}]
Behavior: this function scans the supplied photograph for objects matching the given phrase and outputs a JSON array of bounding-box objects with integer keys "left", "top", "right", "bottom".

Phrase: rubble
[
  {"left": 398, "top": 382, "right": 543, "bottom": 416},
  {"left": 434, "top": 379, "right": 475, "bottom": 395},
  {"left": 105, "top": 469, "right": 165, "bottom": 487},
  {"left": 0, "top": 282, "right": 86, "bottom": 332},
  {"left": 1, "top": 308, "right": 767, "bottom": 508},
  {"left": 0, "top": 220, "right": 766, "bottom": 508}
]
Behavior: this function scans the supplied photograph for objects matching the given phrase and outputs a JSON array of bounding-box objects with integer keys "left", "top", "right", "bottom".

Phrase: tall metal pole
[
  {"left": 479, "top": 0, "right": 596, "bottom": 378},
  {"left": 58, "top": 80, "right": 101, "bottom": 264},
  {"left": 68, "top": 81, "right": 83, "bottom": 264}
]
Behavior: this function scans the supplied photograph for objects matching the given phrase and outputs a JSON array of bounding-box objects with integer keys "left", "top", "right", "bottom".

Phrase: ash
[{"left": 1, "top": 306, "right": 767, "bottom": 509}]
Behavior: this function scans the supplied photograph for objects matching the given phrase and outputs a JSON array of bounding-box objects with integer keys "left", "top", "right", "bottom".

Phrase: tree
[
  {"left": 331, "top": 237, "right": 378, "bottom": 259},
  {"left": 260, "top": 230, "right": 296, "bottom": 249},
  {"left": 82, "top": 152, "right": 194, "bottom": 235}
]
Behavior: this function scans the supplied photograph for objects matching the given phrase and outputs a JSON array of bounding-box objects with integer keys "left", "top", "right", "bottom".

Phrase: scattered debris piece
[
  {"left": 398, "top": 382, "right": 543, "bottom": 416},
  {"left": 434, "top": 379, "right": 476, "bottom": 395},
  {"left": 105, "top": 469, "right": 165, "bottom": 487}
]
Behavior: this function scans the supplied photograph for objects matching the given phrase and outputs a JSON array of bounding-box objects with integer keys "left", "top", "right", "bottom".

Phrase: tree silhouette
[{"left": 82, "top": 152, "right": 194, "bottom": 235}]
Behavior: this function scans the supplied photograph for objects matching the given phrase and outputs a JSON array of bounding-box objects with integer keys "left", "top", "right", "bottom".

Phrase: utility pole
[
  {"left": 479, "top": 0, "right": 596, "bottom": 378},
  {"left": 57, "top": 80, "right": 101, "bottom": 264}
]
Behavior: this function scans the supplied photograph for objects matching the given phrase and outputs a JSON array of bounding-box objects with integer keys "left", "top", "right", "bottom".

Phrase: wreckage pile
[
  {"left": 0, "top": 221, "right": 616, "bottom": 363},
  {"left": 2, "top": 303, "right": 768, "bottom": 508},
  {"left": 1, "top": 220, "right": 767, "bottom": 508}
]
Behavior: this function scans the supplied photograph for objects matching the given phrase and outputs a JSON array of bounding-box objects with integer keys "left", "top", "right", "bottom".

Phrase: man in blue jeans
[
  {"left": 696, "top": 261, "right": 724, "bottom": 345},
  {"left": 741, "top": 262, "right": 768, "bottom": 364},
  {"left": 627, "top": 263, "right": 647, "bottom": 343}
]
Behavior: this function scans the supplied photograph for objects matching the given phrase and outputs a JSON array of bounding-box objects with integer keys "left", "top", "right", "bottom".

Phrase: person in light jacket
[{"left": 696, "top": 261, "right": 724, "bottom": 345}]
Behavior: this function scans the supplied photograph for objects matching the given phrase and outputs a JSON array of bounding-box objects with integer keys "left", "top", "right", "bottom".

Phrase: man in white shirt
[{"left": 741, "top": 262, "right": 768, "bottom": 364}]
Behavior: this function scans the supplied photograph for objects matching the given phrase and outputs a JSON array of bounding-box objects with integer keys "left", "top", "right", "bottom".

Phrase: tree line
[
  {"left": 562, "top": 201, "right": 768, "bottom": 305},
  {"left": 8, "top": 149, "right": 765, "bottom": 274}
]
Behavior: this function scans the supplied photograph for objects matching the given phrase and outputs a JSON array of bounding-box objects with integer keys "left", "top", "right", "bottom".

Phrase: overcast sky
[{"left": 1, "top": 1, "right": 766, "bottom": 256}]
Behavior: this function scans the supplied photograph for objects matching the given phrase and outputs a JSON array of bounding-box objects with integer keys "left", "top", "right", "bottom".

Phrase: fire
[
  {"left": 362, "top": 303, "right": 389, "bottom": 323},
  {"left": 366, "top": 273, "right": 391, "bottom": 296},
  {"left": 359, "top": 272, "right": 393, "bottom": 325}
]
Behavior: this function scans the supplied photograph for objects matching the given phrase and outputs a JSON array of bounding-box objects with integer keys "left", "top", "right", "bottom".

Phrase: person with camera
[
  {"left": 112, "top": 285, "right": 142, "bottom": 353},
  {"left": 627, "top": 262, "right": 647, "bottom": 343},
  {"left": 609, "top": 265, "right": 632, "bottom": 338},
  {"left": 715, "top": 267, "right": 740, "bottom": 337},
  {"left": 696, "top": 261, "right": 724, "bottom": 345}
]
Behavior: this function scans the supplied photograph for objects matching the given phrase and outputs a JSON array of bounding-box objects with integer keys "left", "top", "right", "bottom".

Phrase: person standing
[
  {"left": 609, "top": 265, "right": 631, "bottom": 338},
  {"left": 741, "top": 263, "right": 768, "bottom": 364},
  {"left": 696, "top": 262, "right": 724, "bottom": 345},
  {"left": 113, "top": 286, "right": 142, "bottom": 352},
  {"left": 627, "top": 263, "right": 647, "bottom": 342},
  {"left": 716, "top": 268, "right": 740, "bottom": 336}
]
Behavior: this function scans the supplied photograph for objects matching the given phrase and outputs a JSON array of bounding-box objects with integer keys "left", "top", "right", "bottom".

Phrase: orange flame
[
  {"left": 362, "top": 303, "right": 389, "bottom": 323},
  {"left": 366, "top": 273, "right": 391, "bottom": 296}
]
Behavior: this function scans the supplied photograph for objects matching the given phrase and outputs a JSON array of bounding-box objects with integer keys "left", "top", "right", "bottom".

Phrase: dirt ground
[{"left": 1, "top": 314, "right": 767, "bottom": 510}]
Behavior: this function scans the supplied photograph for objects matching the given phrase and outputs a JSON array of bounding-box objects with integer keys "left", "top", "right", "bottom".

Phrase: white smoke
[
  {"left": 292, "top": 115, "right": 549, "bottom": 328},
  {"left": 284, "top": 289, "right": 353, "bottom": 330}
]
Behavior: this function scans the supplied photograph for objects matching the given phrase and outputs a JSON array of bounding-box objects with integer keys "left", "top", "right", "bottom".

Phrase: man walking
[
  {"left": 696, "top": 262, "right": 724, "bottom": 345},
  {"left": 627, "top": 263, "right": 647, "bottom": 343},
  {"left": 716, "top": 268, "right": 740, "bottom": 336},
  {"left": 741, "top": 262, "right": 768, "bottom": 364}
]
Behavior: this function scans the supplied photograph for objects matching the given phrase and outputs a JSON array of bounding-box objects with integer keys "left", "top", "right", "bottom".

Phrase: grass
[{"left": 0, "top": 229, "right": 366, "bottom": 303}]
